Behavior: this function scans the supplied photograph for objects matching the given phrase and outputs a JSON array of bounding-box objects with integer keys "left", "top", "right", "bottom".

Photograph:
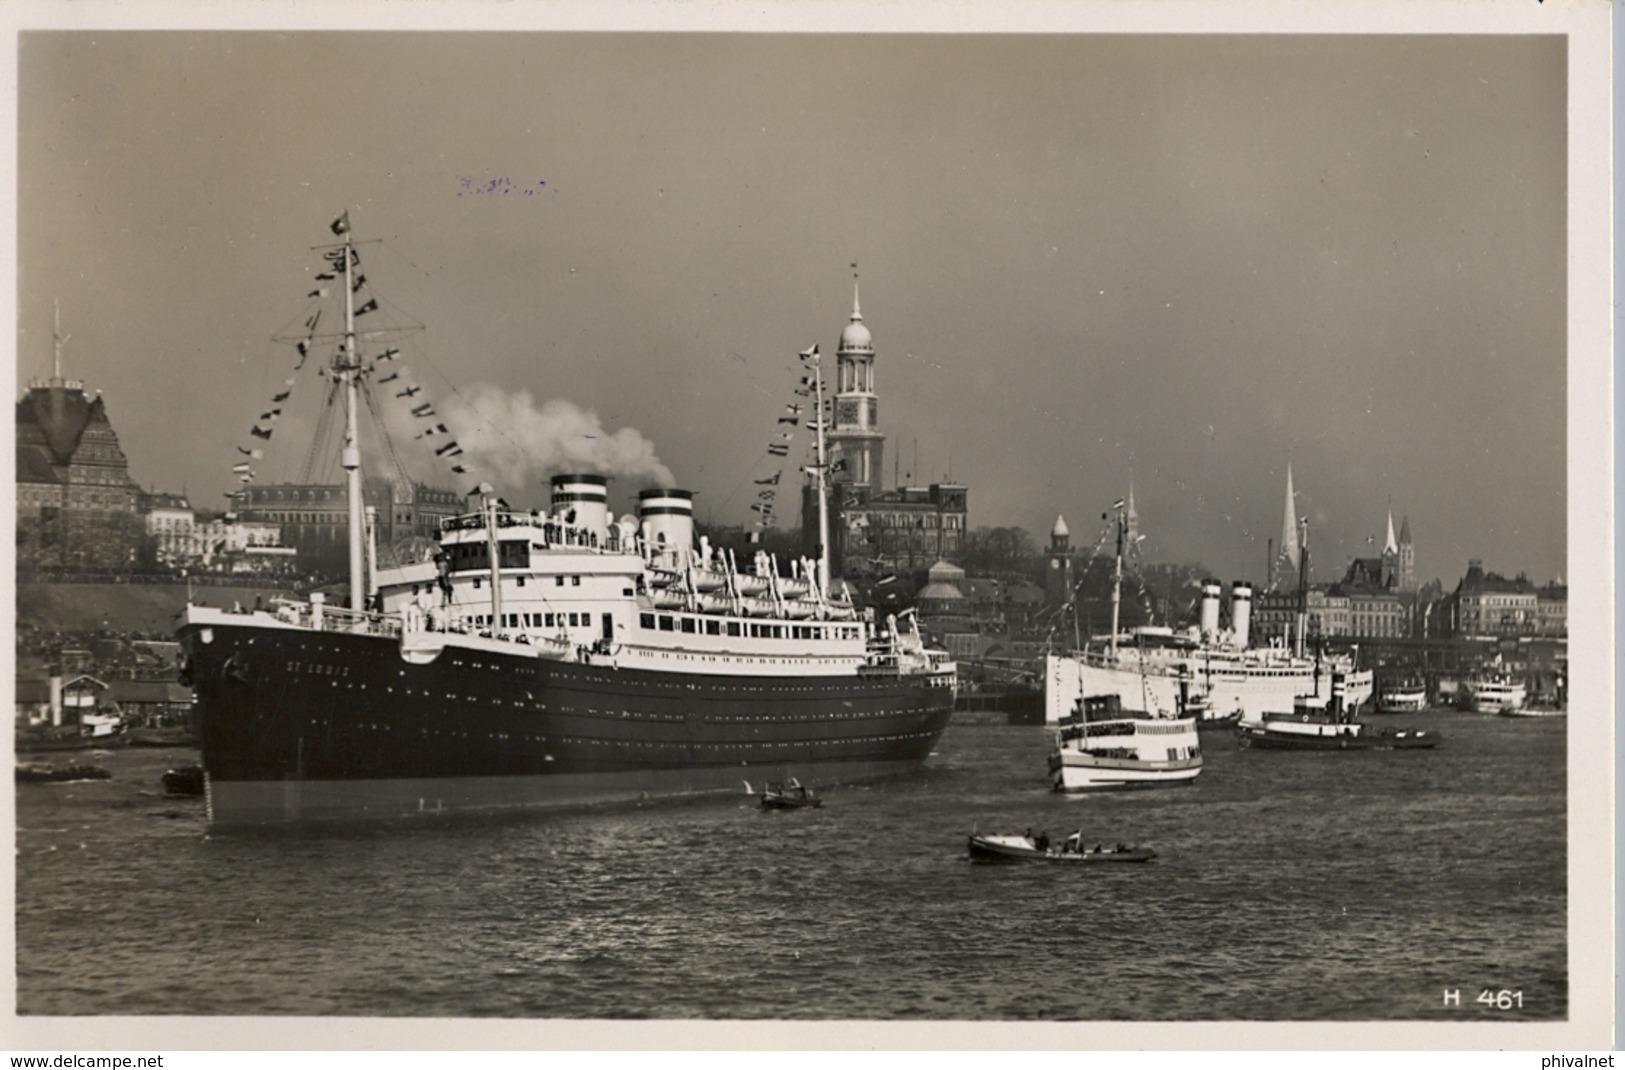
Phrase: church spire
[
  {"left": 1383, "top": 505, "right": 1398, "bottom": 555},
  {"left": 1277, "top": 464, "right": 1300, "bottom": 582}
]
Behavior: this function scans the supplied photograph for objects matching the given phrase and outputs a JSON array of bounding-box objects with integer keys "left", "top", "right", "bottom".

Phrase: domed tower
[
  {"left": 1045, "top": 515, "right": 1074, "bottom": 608},
  {"left": 826, "top": 276, "right": 885, "bottom": 499}
]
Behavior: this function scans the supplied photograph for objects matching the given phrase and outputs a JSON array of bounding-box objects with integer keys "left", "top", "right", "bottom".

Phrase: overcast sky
[{"left": 17, "top": 30, "right": 1570, "bottom": 586}]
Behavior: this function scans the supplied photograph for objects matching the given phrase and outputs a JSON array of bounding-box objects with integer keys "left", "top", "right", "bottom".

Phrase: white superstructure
[
  {"left": 1048, "top": 693, "right": 1202, "bottom": 793},
  {"left": 1457, "top": 675, "right": 1528, "bottom": 714}
]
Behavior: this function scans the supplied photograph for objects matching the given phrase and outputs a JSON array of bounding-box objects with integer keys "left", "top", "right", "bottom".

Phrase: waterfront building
[
  {"left": 1534, "top": 582, "right": 1567, "bottom": 637},
  {"left": 235, "top": 477, "right": 462, "bottom": 574},
  {"left": 1344, "top": 583, "right": 1408, "bottom": 639},
  {"left": 140, "top": 491, "right": 295, "bottom": 575},
  {"left": 143, "top": 491, "right": 196, "bottom": 568},
  {"left": 1253, "top": 586, "right": 1353, "bottom": 644},
  {"left": 1449, "top": 560, "right": 1563, "bottom": 638},
  {"left": 802, "top": 281, "right": 969, "bottom": 578},
  {"left": 16, "top": 374, "right": 144, "bottom": 570}
]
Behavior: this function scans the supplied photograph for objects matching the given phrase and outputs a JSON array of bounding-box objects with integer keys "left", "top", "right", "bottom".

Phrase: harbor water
[{"left": 16, "top": 709, "right": 1565, "bottom": 1020}]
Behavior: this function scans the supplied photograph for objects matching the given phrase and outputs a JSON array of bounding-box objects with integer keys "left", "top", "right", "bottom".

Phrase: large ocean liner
[
  {"left": 176, "top": 216, "right": 957, "bottom": 825},
  {"left": 1044, "top": 506, "right": 1373, "bottom": 725}
]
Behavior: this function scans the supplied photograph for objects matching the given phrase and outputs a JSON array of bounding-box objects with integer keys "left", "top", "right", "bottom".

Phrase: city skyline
[{"left": 18, "top": 32, "right": 1571, "bottom": 591}]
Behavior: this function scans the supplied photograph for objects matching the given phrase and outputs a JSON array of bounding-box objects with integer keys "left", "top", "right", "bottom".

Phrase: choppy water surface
[{"left": 16, "top": 710, "right": 1565, "bottom": 1020}]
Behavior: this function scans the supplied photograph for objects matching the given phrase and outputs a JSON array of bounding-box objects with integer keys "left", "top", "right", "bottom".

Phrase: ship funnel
[
  {"left": 1230, "top": 581, "right": 1253, "bottom": 650},
  {"left": 550, "top": 474, "right": 610, "bottom": 540},
  {"left": 639, "top": 488, "right": 695, "bottom": 561},
  {"left": 1199, "top": 580, "right": 1222, "bottom": 640}
]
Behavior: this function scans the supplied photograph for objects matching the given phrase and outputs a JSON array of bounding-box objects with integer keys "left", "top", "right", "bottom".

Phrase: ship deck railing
[
  {"left": 439, "top": 510, "right": 631, "bottom": 555},
  {"left": 273, "top": 598, "right": 403, "bottom": 639}
]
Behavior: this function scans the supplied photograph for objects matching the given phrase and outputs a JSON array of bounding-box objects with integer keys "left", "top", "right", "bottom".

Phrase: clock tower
[{"left": 827, "top": 279, "right": 885, "bottom": 500}]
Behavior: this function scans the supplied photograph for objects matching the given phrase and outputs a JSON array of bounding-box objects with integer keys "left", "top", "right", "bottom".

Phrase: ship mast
[
  {"left": 337, "top": 218, "right": 366, "bottom": 612},
  {"left": 486, "top": 493, "right": 503, "bottom": 628},
  {"left": 52, "top": 299, "right": 67, "bottom": 380},
  {"left": 809, "top": 349, "right": 831, "bottom": 595},
  {"left": 1293, "top": 516, "right": 1310, "bottom": 659},
  {"left": 1108, "top": 499, "right": 1126, "bottom": 659}
]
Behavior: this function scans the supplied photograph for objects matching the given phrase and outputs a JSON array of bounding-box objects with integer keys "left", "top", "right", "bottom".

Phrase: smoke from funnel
[{"left": 439, "top": 384, "right": 676, "bottom": 494}]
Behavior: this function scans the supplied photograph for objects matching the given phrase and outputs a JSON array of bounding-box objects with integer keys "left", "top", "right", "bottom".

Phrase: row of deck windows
[
  {"left": 637, "top": 612, "right": 859, "bottom": 642},
  {"left": 466, "top": 611, "right": 591, "bottom": 629}
]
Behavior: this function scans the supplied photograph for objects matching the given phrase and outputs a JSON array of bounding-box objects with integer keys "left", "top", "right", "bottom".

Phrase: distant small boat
[
  {"left": 750, "top": 778, "right": 822, "bottom": 809},
  {"left": 966, "top": 832, "right": 1155, "bottom": 864},
  {"left": 1497, "top": 706, "right": 1565, "bottom": 719},
  {"left": 1194, "top": 710, "right": 1242, "bottom": 732},
  {"left": 127, "top": 726, "right": 199, "bottom": 748},
  {"left": 16, "top": 762, "right": 112, "bottom": 784},
  {"left": 16, "top": 720, "right": 130, "bottom": 753},
  {"left": 162, "top": 764, "right": 207, "bottom": 796}
]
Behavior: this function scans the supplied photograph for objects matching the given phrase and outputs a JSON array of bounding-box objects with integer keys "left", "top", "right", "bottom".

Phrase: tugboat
[{"left": 1235, "top": 674, "right": 1441, "bottom": 751}]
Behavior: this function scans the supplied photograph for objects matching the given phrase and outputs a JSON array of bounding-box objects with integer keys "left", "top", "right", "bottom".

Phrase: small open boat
[
  {"left": 16, "top": 762, "right": 112, "bottom": 784},
  {"left": 161, "top": 764, "right": 206, "bottom": 796},
  {"left": 967, "top": 832, "right": 1155, "bottom": 864},
  {"left": 747, "top": 778, "right": 822, "bottom": 809}
]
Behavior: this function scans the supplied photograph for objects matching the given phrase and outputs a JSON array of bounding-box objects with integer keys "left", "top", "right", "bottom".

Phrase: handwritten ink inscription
[{"left": 457, "top": 177, "right": 548, "bottom": 198}]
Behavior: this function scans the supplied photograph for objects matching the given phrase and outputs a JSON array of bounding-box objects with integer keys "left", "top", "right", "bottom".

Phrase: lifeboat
[
  {"left": 691, "top": 566, "right": 729, "bottom": 593},
  {"left": 734, "top": 574, "right": 770, "bottom": 597},
  {"left": 777, "top": 577, "right": 812, "bottom": 599},
  {"left": 651, "top": 589, "right": 689, "bottom": 610},
  {"left": 645, "top": 567, "right": 681, "bottom": 588},
  {"left": 741, "top": 597, "right": 777, "bottom": 617},
  {"left": 698, "top": 592, "right": 735, "bottom": 615},
  {"left": 781, "top": 600, "right": 817, "bottom": 620}
]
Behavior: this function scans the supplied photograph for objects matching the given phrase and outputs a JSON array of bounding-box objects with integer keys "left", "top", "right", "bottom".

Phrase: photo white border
[{"left": 0, "top": 0, "right": 1611, "bottom": 1054}]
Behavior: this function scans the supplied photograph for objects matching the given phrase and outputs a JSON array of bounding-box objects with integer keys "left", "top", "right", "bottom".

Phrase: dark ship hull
[{"left": 179, "top": 619, "right": 953, "bottom": 825}]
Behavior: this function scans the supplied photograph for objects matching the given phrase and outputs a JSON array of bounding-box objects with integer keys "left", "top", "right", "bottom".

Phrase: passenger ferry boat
[
  {"left": 1045, "top": 508, "right": 1372, "bottom": 726},
  {"left": 1456, "top": 674, "right": 1529, "bottom": 714},
  {"left": 1047, "top": 693, "right": 1202, "bottom": 793},
  {"left": 1375, "top": 677, "right": 1429, "bottom": 714},
  {"left": 176, "top": 216, "right": 956, "bottom": 825},
  {"left": 1041, "top": 504, "right": 1201, "bottom": 793}
]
